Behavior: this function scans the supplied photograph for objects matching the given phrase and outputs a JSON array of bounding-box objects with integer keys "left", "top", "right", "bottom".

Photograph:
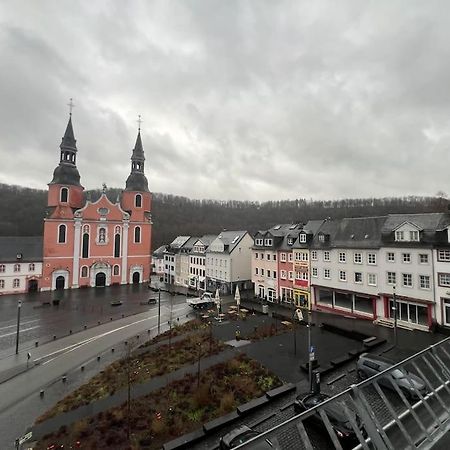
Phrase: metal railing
[{"left": 236, "top": 337, "right": 450, "bottom": 450}]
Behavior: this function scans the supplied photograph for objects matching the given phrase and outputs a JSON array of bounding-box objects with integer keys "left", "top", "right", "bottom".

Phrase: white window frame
[
  {"left": 419, "top": 275, "right": 430, "bottom": 290},
  {"left": 354, "top": 253, "right": 362, "bottom": 264},
  {"left": 311, "top": 251, "right": 317, "bottom": 261},
  {"left": 255, "top": 239, "right": 263, "bottom": 246},
  {"left": 387, "top": 271, "right": 396, "bottom": 285},
  {"left": 280, "top": 253, "right": 286, "bottom": 262},
  {"left": 387, "top": 252, "right": 395, "bottom": 263},
  {"left": 367, "top": 253, "right": 376, "bottom": 265},
  {"left": 354, "top": 272, "right": 363, "bottom": 283},
  {"left": 438, "top": 250, "right": 450, "bottom": 262},
  {"left": 395, "top": 230, "right": 405, "bottom": 241},
  {"left": 339, "top": 270, "right": 347, "bottom": 282},
  {"left": 299, "top": 233, "right": 307, "bottom": 243},
  {"left": 280, "top": 270, "right": 287, "bottom": 279},
  {"left": 419, "top": 254, "right": 429, "bottom": 264},
  {"left": 439, "top": 273, "right": 450, "bottom": 287},
  {"left": 264, "top": 238, "right": 273, "bottom": 246},
  {"left": 402, "top": 253, "right": 411, "bottom": 263},
  {"left": 312, "top": 267, "right": 318, "bottom": 277},
  {"left": 324, "top": 251, "right": 330, "bottom": 262},
  {"left": 367, "top": 273, "right": 377, "bottom": 286},
  {"left": 339, "top": 252, "right": 346, "bottom": 263},
  {"left": 410, "top": 230, "right": 419, "bottom": 242},
  {"left": 324, "top": 268, "right": 331, "bottom": 279},
  {"left": 288, "top": 271, "right": 293, "bottom": 280},
  {"left": 402, "top": 273, "right": 413, "bottom": 288}
]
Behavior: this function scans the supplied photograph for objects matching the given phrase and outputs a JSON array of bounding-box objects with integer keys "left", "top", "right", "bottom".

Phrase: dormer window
[
  {"left": 264, "top": 238, "right": 273, "bottom": 246},
  {"left": 410, "top": 230, "right": 419, "bottom": 242},
  {"left": 299, "top": 233, "right": 307, "bottom": 243},
  {"left": 255, "top": 239, "right": 263, "bottom": 246},
  {"left": 318, "top": 234, "right": 325, "bottom": 243},
  {"left": 287, "top": 238, "right": 294, "bottom": 245},
  {"left": 60, "top": 187, "right": 68, "bottom": 203},
  {"left": 395, "top": 231, "right": 405, "bottom": 241}
]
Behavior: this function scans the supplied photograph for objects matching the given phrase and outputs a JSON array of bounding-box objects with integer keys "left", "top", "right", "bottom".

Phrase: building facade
[
  {"left": 41, "top": 114, "right": 152, "bottom": 291},
  {"left": 0, "top": 237, "right": 43, "bottom": 294}
]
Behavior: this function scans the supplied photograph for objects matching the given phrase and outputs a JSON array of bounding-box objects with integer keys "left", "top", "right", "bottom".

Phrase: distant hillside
[{"left": 0, "top": 183, "right": 448, "bottom": 250}]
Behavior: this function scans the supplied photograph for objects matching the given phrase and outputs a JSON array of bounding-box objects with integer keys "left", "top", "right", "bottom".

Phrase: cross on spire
[
  {"left": 137, "top": 114, "right": 143, "bottom": 131},
  {"left": 67, "top": 98, "right": 75, "bottom": 116}
]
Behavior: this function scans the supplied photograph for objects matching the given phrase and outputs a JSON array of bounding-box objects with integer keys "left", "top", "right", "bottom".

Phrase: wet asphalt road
[{"left": 0, "top": 280, "right": 181, "bottom": 356}]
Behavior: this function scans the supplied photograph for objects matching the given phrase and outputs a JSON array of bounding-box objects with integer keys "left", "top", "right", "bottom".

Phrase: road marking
[
  {"left": 0, "top": 319, "right": 40, "bottom": 332},
  {"left": 0, "top": 326, "right": 41, "bottom": 339},
  {"left": 36, "top": 307, "right": 188, "bottom": 365}
]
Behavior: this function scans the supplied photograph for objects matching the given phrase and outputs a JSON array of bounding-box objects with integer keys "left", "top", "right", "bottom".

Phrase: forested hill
[{"left": 0, "top": 183, "right": 448, "bottom": 250}]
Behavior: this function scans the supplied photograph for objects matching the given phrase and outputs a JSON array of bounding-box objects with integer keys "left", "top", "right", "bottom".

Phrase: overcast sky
[{"left": 1, "top": 1, "right": 449, "bottom": 201}]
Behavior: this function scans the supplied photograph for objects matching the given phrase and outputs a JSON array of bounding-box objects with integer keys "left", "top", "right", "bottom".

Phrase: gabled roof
[
  {"left": 168, "top": 236, "right": 191, "bottom": 249},
  {"left": 0, "top": 236, "right": 43, "bottom": 262},
  {"left": 180, "top": 236, "right": 198, "bottom": 251},
  {"left": 210, "top": 230, "right": 248, "bottom": 254},
  {"left": 332, "top": 216, "right": 388, "bottom": 248},
  {"left": 153, "top": 245, "right": 166, "bottom": 256},
  {"left": 199, "top": 234, "right": 217, "bottom": 247}
]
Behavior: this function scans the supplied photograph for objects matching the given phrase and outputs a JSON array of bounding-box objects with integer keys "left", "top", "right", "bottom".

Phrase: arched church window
[
  {"left": 81, "top": 266, "right": 88, "bottom": 277},
  {"left": 60, "top": 187, "right": 68, "bottom": 203},
  {"left": 115, "top": 226, "right": 121, "bottom": 234},
  {"left": 113, "top": 265, "right": 120, "bottom": 276},
  {"left": 134, "top": 226, "right": 141, "bottom": 243},
  {"left": 82, "top": 232, "right": 89, "bottom": 258},
  {"left": 58, "top": 224, "right": 67, "bottom": 243},
  {"left": 114, "top": 233, "right": 121, "bottom": 257},
  {"left": 135, "top": 194, "right": 142, "bottom": 208}
]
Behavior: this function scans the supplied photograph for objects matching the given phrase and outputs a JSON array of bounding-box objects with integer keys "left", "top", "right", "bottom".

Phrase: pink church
[{"left": 41, "top": 114, "right": 152, "bottom": 291}]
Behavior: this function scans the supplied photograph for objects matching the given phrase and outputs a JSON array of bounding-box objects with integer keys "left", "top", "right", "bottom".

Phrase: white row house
[
  {"left": 0, "top": 237, "right": 43, "bottom": 295},
  {"left": 206, "top": 231, "right": 253, "bottom": 295},
  {"left": 189, "top": 235, "right": 216, "bottom": 291}
]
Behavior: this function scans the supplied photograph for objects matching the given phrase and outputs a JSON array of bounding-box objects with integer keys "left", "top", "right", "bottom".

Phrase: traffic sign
[
  {"left": 309, "top": 352, "right": 315, "bottom": 361},
  {"left": 310, "top": 345, "right": 315, "bottom": 353}
]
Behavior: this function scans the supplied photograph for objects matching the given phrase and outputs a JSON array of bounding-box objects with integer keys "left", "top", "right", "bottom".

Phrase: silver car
[{"left": 357, "top": 353, "right": 427, "bottom": 400}]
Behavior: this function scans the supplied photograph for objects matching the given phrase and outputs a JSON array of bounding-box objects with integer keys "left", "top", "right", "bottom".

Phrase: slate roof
[
  {"left": 381, "top": 213, "right": 450, "bottom": 233},
  {"left": 311, "top": 217, "right": 388, "bottom": 249},
  {"left": 180, "top": 236, "right": 199, "bottom": 252},
  {"left": 152, "top": 245, "right": 166, "bottom": 257},
  {"left": 0, "top": 236, "right": 43, "bottom": 262},
  {"left": 210, "top": 230, "right": 248, "bottom": 254}
]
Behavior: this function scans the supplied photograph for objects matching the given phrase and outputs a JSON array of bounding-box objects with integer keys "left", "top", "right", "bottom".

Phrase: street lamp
[
  {"left": 393, "top": 286, "right": 398, "bottom": 347},
  {"left": 15, "top": 300, "right": 22, "bottom": 355}
]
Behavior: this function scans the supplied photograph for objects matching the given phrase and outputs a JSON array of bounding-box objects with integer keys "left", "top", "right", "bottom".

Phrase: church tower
[
  {"left": 120, "top": 124, "right": 153, "bottom": 284},
  {"left": 42, "top": 109, "right": 85, "bottom": 291}
]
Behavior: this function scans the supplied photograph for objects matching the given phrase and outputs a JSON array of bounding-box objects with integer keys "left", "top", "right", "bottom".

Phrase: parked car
[
  {"left": 357, "top": 353, "right": 427, "bottom": 399},
  {"left": 219, "top": 425, "right": 278, "bottom": 449},
  {"left": 294, "top": 392, "right": 366, "bottom": 448},
  {"left": 186, "top": 292, "right": 215, "bottom": 309}
]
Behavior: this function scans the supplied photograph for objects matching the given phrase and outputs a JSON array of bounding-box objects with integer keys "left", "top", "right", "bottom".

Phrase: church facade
[{"left": 41, "top": 114, "right": 152, "bottom": 291}]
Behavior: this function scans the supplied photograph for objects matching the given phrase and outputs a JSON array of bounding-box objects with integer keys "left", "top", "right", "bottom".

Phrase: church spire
[
  {"left": 49, "top": 101, "right": 81, "bottom": 186},
  {"left": 124, "top": 117, "right": 149, "bottom": 192}
]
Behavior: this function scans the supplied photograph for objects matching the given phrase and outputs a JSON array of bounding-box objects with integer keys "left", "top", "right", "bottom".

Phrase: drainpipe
[{"left": 431, "top": 248, "right": 437, "bottom": 329}]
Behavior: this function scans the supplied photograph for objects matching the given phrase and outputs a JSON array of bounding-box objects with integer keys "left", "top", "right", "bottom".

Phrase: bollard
[
  {"left": 124, "top": 341, "right": 128, "bottom": 346},
  {"left": 69, "top": 330, "right": 72, "bottom": 334},
  {"left": 148, "top": 330, "right": 150, "bottom": 334},
  {"left": 122, "top": 314, "right": 124, "bottom": 318},
  {"left": 97, "top": 356, "right": 101, "bottom": 361},
  {"left": 136, "top": 335, "right": 139, "bottom": 339},
  {"left": 98, "top": 321, "right": 100, "bottom": 325},
  {"left": 62, "top": 376, "right": 67, "bottom": 383},
  {"left": 35, "top": 341, "right": 38, "bottom": 347},
  {"left": 81, "top": 365, "right": 85, "bottom": 371},
  {"left": 110, "top": 317, "right": 113, "bottom": 321},
  {"left": 53, "top": 335, "right": 56, "bottom": 340},
  {"left": 84, "top": 325, "right": 87, "bottom": 330},
  {"left": 111, "top": 348, "right": 115, "bottom": 353},
  {"left": 40, "top": 390, "right": 44, "bottom": 397}
]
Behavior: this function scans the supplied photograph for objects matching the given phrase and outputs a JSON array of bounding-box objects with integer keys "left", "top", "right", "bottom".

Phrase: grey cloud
[{"left": 1, "top": 0, "right": 450, "bottom": 201}]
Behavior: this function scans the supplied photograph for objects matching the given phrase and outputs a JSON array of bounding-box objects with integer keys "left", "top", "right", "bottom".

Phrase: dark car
[
  {"left": 357, "top": 353, "right": 427, "bottom": 400},
  {"left": 294, "top": 392, "right": 366, "bottom": 448},
  {"left": 219, "top": 425, "right": 278, "bottom": 449}
]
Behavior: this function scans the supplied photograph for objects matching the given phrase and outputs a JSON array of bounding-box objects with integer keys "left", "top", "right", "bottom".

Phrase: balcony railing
[{"left": 236, "top": 337, "right": 450, "bottom": 449}]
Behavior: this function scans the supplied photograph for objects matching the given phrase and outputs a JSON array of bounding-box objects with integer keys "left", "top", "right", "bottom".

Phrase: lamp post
[
  {"left": 158, "top": 277, "right": 162, "bottom": 335},
  {"left": 197, "top": 341, "right": 202, "bottom": 388},
  {"left": 307, "top": 308, "right": 313, "bottom": 392},
  {"left": 393, "top": 286, "right": 398, "bottom": 347},
  {"left": 15, "top": 300, "right": 22, "bottom": 355}
]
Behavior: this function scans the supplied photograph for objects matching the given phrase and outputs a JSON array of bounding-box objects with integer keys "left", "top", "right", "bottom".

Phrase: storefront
[
  {"left": 314, "top": 287, "right": 375, "bottom": 319},
  {"left": 293, "top": 288, "right": 310, "bottom": 309},
  {"left": 383, "top": 295, "right": 432, "bottom": 329}
]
